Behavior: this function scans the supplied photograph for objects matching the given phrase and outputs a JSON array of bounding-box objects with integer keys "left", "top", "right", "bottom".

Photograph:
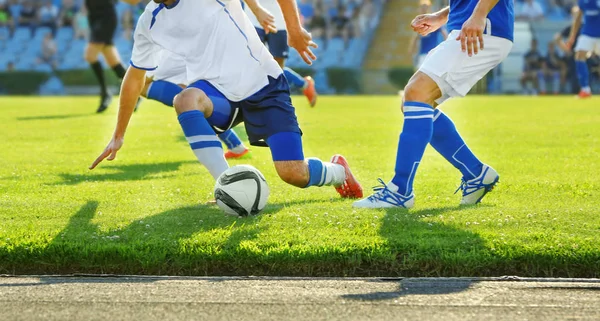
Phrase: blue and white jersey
[
  {"left": 579, "top": 0, "right": 600, "bottom": 37},
  {"left": 419, "top": 29, "right": 444, "bottom": 54},
  {"left": 447, "top": 0, "right": 514, "bottom": 42},
  {"left": 131, "top": 0, "right": 281, "bottom": 102}
]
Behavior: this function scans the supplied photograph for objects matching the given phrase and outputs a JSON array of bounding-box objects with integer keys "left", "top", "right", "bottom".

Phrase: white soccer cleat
[
  {"left": 456, "top": 164, "right": 499, "bottom": 205},
  {"left": 353, "top": 179, "right": 415, "bottom": 209}
]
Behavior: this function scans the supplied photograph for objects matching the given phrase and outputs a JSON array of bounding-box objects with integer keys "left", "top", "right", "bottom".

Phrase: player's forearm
[
  {"left": 277, "top": 0, "right": 302, "bottom": 32},
  {"left": 243, "top": 0, "right": 262, "bottom": 15},
  {"left": 569, "top": 11, "right": 583, "bottom": 40},
  {"left": 434, "top": 6, "right": 450, "bottom": 23},
  {"left": 113, "top": 67, "right": 145, "bottom": 139},
  {"left": 472, "top": 0, "right": 500, "bottom": 19}
]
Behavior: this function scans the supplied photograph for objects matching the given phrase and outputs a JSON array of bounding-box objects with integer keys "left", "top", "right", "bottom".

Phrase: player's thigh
[
  {"left": 186, "top": 80, "right": 234, "bottom": 128},
  {"left": 239, "top": 75, "right": 300, "bottom": 147},
  {"left": 268, "top": 30, "right": 289, "bottom": 60},
  {"left": 84, "top": 43, "right": 103, "bottom": 62}
]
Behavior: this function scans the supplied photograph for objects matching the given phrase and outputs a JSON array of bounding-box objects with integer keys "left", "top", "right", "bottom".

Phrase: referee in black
[{"left": 85, "top": 0, "right": 140, "bottom": 113}]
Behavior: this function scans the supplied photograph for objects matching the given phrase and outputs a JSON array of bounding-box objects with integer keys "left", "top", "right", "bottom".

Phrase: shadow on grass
[
  {"left": 54, "top": 161, "right": 198, "bottom": 185},
  {"left": 0, "top": 196, "right": 342, "bottom": 278},
  {"left": 16, "top": 113, "right": 94, "bottom": 121}
]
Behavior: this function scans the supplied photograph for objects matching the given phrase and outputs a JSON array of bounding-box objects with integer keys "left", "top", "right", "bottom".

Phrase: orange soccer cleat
[
  {"left": 303, "top": 76, "right": 318, "bottom": 107},
  {"left": 330, "top": 154, "right": 363, "bottom": 199},
  {"left": 578, "top": 89, "right": 592, "bottom": 99},
  {"left": 224, "top": 148, "right": 250, "bottom": 159}
]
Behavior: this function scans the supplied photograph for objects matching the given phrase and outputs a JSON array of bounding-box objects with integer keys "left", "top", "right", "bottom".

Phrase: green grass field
[{"left": 1, "top": 95, "right": 599, "bottom": 277}]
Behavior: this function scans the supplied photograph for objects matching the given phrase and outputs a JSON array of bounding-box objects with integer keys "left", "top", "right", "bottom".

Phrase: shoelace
[
  {"left": 454, "top": 179, "right": 467, "bottom": 195},
  {"left": 367, "top": 178, "right": 393, "bottom": 202}
]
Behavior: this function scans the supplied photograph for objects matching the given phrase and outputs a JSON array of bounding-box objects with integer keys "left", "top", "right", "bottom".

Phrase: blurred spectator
[
  {"left": 59, "top": 0, "right": 78, "bottom": 28},
  {"left": 298, "top": 0, "right": 314, "bottom": 25},
  {"left": 73, "top": 5, "right": 89, "bottom": 40},
  {"left": 516, "top": 0, "right": 544, "bottom": 21},
  {"left": 539, "top": 42, "right": 563, "bottom": 95},
  {"left": 121, "top": 6, "right": 134, "bottom": 41},
  {"left": 520, "top": 38, "right": 543, "bottom": 94},
  {"left": 18, "top": 0, "right": 37, "bottom": 37},
  {"left": 7, "top": 61, "right": 14, "bottom": 71},
  {"left": 37, "top": 31, "right": 57, "bottom": 70},
  {"left": 308, "top": 4, "right": 327, "bottom": 43},
  {"left": 38, "top": 0, "right": 58, "bottom": 36},
  {"left": 545, "top": 0, "right": 568, "bottom": 20},
  {"left": 357, "top": 0, "right": 377, "bottom": 36}
]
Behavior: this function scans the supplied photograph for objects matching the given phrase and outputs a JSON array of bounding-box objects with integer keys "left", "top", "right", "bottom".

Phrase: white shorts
[
  {"left": 146, "top": 51, "right": 188, "bottom": 86},
  {"left": 418, "top": 30, "right": 513, "bottom": 104},
  {"left": 574, "top": 34, "right": 600, "bottom": 55}
]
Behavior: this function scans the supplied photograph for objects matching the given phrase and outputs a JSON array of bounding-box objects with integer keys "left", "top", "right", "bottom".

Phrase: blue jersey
[
  {"left": 579, "top": 0, "right": 600, "bottom": 37},
  {"left": 447, "top": 0, "right": 514, "bottom": 42},
  {"left": 419, "top": 29, "right": 444, "bottom": 54}
]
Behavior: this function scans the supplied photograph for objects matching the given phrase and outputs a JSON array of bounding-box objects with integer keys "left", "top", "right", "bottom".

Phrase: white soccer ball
[{"left": 214, "top": 165, "right": 269, "bottom": 217}]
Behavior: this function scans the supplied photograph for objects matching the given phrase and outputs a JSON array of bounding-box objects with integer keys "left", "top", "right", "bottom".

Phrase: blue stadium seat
[
  {"left": 56, "top": 27, "right": 74, "bottom": 41},
  {"left": 13, "top": 27, "right": 31, "bottom": 41},
  {"left": 34, "top": 27, "right": 53, "bottom": 40}
]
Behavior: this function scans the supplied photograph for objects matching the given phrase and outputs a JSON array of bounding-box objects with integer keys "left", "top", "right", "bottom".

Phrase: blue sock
[
  {"left": 537, "top": 71, "right": 546, "bottom": 93},
  {"left": 552, "top": 72, "right": 560, "bottom": 93},
  {"left": 430, "top": 110, "right": 483, "bottom": 180},
  {"left": 283, "top": 67, "right": 307, "bottom": 89},
  {"left": 147, "top": 80, "right": 182, "bottom": 107},
  {"left": 576, "top": 60, "right": 590, "bottom": 90},
  {"left": 218, "top": 129, "right": 245, "bottom": 152},
  {"left": 178, "top": 110, "right": 228, "bottom": 179},
  {"left": 391, "top": 101, "right": 434, "bottom": 195}
]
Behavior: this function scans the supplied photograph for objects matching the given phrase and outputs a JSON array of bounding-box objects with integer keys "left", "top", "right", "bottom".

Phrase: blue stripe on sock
[
  {"left": 283, "top": 67, "right": 307, "bottom": 89},
  {"left": 218, "top": 129, "right": 243, "bottom": 150},
  {"left": 404, "top": 110, "right": 434, "bottom": 117},
  {"left": 403, "top": 101, "right": 433, "bottom": 108},
  {"left": 190, "top": 141, "right": 223, "bottom": 150},
  {"left": 306, "top": 158, "right": 324, "bottom": 187}
]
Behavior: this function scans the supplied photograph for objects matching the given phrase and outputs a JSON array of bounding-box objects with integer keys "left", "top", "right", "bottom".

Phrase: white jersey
[
  {"left": 131, "top": 0, "right": 281, "bottom": 102},
  {"left": 244, "top": 0, "right": 287, "bottom": 31}
]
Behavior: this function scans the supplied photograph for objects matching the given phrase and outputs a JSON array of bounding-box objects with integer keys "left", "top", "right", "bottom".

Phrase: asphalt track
[{"left": 1, "top": 276, "right": 600, "bottom": 321}]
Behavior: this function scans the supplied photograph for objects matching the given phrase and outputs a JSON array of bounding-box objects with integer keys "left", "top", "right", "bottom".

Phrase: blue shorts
[
  {"left": 189, "top": 75, "right": 301, "bottom": 147},
  {"left": 256, "top": 28, "right": 289, "bottom": 59}
]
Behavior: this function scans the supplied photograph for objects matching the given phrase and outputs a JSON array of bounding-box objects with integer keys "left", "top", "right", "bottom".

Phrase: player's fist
[
  {"left": 254, "top": 5, "right": 277, "bottom": 34},
  {"left": 411, "top": 13, "right": 444, "bottom": 36},
  {"left": 288, "top": 28, "right": 317, "bottom": 65},
  {"left": 89, "top": 136, "right": 124, "bottom": 170},
  {"left": 456, "top": 15, "right": 486, "bottom": 56}
]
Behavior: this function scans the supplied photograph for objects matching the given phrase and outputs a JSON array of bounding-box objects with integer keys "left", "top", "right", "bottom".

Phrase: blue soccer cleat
[
  {"left": 353, "top": 178, "right": 415, "bottom": 209},
  {"left": 456, "top": 164, "right": 499, "bottom": 205}
]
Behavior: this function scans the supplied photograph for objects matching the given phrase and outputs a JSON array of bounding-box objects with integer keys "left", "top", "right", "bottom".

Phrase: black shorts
[{"left": 88, "top": 13, "right": 117, "bottom": 45}]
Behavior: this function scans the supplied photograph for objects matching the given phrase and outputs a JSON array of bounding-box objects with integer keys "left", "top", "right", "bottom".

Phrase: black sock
[
  {"left": 112, "top": 64, "right": 126, "bottom": 79},
  {"left": 90, "top": 62, "right": 108, "bottom": 95}
]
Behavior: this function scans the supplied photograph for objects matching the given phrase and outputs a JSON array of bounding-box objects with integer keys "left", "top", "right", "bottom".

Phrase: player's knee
[
  {"left": 274, "top": 161, "right": 309, "bottom": 188},
  {"left": 173, "top": 89, "right": 211, "bottom": 115},
  {"left": 575, "top": 51, "right": 587, "bottom": 61},
  {"left": 403, "top": 74, "right": 439, "bottom": 104}
]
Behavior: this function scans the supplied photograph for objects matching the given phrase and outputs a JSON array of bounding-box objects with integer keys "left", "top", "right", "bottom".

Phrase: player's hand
[
  {"left": 288, "top": 28, "right": 317, "bottom": 65},
  {"left": 456, "top": 14, "right": 486, "bottom": 56},
  {"left": 254, "top": 6, "right": 277, "bottom": 34},
  {"left": 411, "top": 13, "right": 444, "bottom": 36},
  {"left": 89, "top": 137, "right": 124, "bottom": 170}
]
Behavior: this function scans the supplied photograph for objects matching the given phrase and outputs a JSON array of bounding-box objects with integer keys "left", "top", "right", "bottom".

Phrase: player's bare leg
[
  {"left": 102, "top": 46, "right": 143, "bottom": 110},
  {"left": 85, "top": 43, "right": 113, "bottom": 113},
  {"left": 268, "top": 132, "right": 362, "bottom": 197}
]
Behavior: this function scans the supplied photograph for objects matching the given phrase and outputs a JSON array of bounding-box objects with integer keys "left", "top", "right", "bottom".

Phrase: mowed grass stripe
[{"left": 0, "top": 96, "right": 598, "bottom": 276}]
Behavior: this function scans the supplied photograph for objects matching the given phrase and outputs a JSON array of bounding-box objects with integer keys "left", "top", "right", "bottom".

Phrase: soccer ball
[{"left": 214, "top": 165, "right": 269, "bottom": 217}]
